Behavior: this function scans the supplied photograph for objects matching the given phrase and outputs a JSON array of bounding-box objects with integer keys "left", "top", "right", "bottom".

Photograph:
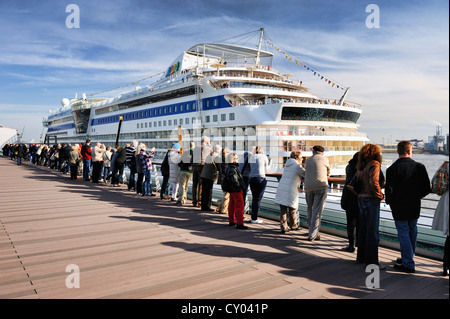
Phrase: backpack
[
  {"left": 221, "top": 170, "right": 234, "bottom": 193},
  {"left": 221, "top": 165, "right": 242, "bottom": 193},
  {"left": 431, "top": 161, "right": 448, "bottom": 196}
]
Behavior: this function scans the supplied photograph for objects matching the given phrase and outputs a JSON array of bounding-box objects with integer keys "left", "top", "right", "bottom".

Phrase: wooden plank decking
[{"left": 0, "top": 157, "right": 448, "bottom": 301}]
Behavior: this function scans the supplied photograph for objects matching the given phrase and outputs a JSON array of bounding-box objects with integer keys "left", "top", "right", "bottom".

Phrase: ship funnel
[{"left": 82, "top": 93, "right": 87, "bottom": 100}]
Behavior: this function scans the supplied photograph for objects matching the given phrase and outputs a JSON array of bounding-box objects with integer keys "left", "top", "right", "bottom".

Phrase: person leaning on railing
[
  {"left": 304, "top": 145, "right": 330, "bottom": 241},
  {"left": 355, "top": 144, "right": 384, "bottom": 269},
  {"left": 385, "top": 141, "right": 430, "bottom": 274},
  {"left": 431, "top": 161, "right": 449, "bottom": 276},
  {"left": 274, "top": 150, "right": 305, "bottom": 233}
]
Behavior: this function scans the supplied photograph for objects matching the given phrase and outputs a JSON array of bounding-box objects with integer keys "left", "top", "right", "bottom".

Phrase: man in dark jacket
[{"left": 385, "top": 141, "right": 431, "bottom": 273}]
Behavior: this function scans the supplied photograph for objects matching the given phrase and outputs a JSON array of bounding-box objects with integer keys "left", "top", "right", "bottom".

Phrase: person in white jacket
[
  {"left": 432, "top": 161, "right": 449, "bottom": 276},
  {"left": 168, "top": 143, "right": 181, "bottom": 201},
  {"left": 274, "top": 151, "right": 305, "bottom": 233}
]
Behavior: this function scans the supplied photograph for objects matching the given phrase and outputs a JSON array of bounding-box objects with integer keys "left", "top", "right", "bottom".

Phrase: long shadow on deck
[{"left": 23, "top": 162, "right": 449, "bottom": 299}]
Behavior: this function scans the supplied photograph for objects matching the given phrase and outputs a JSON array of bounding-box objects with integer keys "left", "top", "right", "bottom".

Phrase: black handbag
[{"left": 346, "top": 175, "right": 361, "bottom": 196}]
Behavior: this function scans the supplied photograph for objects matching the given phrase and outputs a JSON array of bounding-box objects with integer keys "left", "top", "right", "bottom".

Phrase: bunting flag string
[
  {"left": 87, "top": 71, "right": 165, "bottom": 97},
  {"left": 265, "top": 40, "right": 346, "bottom": 91}
]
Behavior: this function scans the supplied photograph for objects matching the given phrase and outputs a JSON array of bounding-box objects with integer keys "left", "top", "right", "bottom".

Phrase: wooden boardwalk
[{"left": 0, "top": 157, "right": 448, "bottom": 300}]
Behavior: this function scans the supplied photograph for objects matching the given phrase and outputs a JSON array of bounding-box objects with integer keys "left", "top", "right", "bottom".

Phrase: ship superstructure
[{"left": 43, "top": 29, "right": 368, "bottom": 175}]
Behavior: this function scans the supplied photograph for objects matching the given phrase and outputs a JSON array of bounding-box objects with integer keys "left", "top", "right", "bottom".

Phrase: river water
[{"left": 382, "top": 152, "right": 449, "bottom": 180}]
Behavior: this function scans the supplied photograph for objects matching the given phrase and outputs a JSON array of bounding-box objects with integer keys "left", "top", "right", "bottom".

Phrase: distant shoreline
[{"left": 380, "top": 148, "right": 449, "bottom": 156}]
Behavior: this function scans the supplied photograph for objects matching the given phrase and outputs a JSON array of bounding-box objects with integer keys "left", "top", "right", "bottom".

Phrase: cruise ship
[{"left": 42, "top": 29, "right": 368, "bottom": 176}]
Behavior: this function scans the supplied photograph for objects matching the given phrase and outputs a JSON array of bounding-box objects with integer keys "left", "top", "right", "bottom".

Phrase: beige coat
[
  {"left": 304, "top": 153, "right": 330, "bottom": 192},
  {"left": 92, "top": 145, "right": 105, "bottom": 162}
]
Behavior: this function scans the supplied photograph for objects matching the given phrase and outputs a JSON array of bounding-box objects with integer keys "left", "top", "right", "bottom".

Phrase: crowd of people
[{"left": 2, "top": 139, "right": 448, "bottom": 275}]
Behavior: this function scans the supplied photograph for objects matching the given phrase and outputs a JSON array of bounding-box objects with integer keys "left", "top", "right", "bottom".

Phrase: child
[{"left": 222, "top": 153, "right": 248, "bottom": 229}]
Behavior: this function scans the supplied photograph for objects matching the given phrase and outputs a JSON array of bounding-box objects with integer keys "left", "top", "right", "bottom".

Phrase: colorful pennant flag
[{"left": 266, "top": 40, "right": 346, "bottom": 91}]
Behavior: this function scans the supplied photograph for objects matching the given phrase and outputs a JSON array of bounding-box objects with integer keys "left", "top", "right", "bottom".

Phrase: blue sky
[{"left": 0, "top": 0, "right": 448, "bottom": 144}]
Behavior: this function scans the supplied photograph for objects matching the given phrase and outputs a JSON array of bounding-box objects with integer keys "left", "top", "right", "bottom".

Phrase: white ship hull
[{"left": 43, "top": 29, "right": 368, "bottom": 176}]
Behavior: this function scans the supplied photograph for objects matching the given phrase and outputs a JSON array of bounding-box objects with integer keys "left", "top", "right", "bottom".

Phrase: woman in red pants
[{"left": 222, "top": 153, "right": 248, "bottom": 230}]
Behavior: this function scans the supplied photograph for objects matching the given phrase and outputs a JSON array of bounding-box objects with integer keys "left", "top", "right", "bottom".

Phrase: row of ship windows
[
  {"left": 91, "top": 113, "right": 236, "bottom": 133},
  {"left": 95, "top": 98, "right": 221, "bottom": 125},
  {"left": 88, "top": 125, "right": 256, "bottom": 142},
  {"left": 135, "top": 113, "right": 235, "bottom": 129}
]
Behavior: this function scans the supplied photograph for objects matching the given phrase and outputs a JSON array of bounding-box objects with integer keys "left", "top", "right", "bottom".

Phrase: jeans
[
  {"left": 128, "top": 166, "right": 136, "bottom": 190},
  {"left": 143, "top": 170, "right": 152, "bottom": 195},
  {"left": 394, "top": 219, "right": 418, "bottom": 269},
  {"left": 357, "top": 197, "right": 381, "bottom": 266},
  {"left": 103, "top": 167, "right": 110, "bottom": 181},
  {"left": 83, "top": 159, "right": 91, "bottom": 181},
  {"left": 249, "top": 177, "right": 267, "bottom": 221},
  {"left": 306, "top": 189, "right": 327, "bottom": 239},
  {"left": 112, "top": 163, "right": 124, "bottom": 185},
  {"left": 242, "top": 176, "right": 250, "bottom": 213}
]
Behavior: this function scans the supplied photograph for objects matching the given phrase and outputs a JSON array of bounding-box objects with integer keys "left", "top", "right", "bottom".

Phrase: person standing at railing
[
  {"left": 355, "top": 144, "right": 384, "bottom": 268},
  {"left": 216, "top": 146, "right": 230, "bottom": 214},
  {"left": 139, "top": 144, "right": 155, "bottom": 196},
  {"left": 340, "top": 152, "right": 359, "bottom": 252},
  {"left": 431, "top": 161, "right": 449, "bottom": 276},
  {"left": 274, "top": 150, "right": 305, "bottom": 233},
  {"left": 168, "top": 143, "right": 181, "bottom": 201},
  {"left": 177, "top": 142, "right": 195, "bottom": 206},
  {"left": 385, "top": 141, "right": 430, "bottom": 273},
  {"left": 91, "top": 142, "right": 105, "bottom": 183},
  {"left": 239, "top": 146, "right": 255, "bottom": 214},
  {"left": 126, "top": 140, "right": 138, "bottom": 191},
  {"left": 80, "top": 139, "right": 91, "bottom": 181},
  {"left": 135, "top": 144, "right": 144, "bottom": 194},
  {"left": 249, "top": 146, "right": 270, "bottom": 224},
  {"left": 103, "top": 145, "right": 112, "bottom": 184},
  {"left": 200, "top": 145, "right": 219, "bottom": 212},
  {"left": 191, "top": 136, "right": 213, "bottom": 207},
  {"left": 222, "top": 153, "right": 248, "bottom": 230},
  {"left": 69, "top": 145, "right": 81, "bottom": 180},
  {"left": 160, "top": 148, "right": 170, "bottom": 199},
  {"left": 304, "top": 145, "right": 330, "bottom": 241}
]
